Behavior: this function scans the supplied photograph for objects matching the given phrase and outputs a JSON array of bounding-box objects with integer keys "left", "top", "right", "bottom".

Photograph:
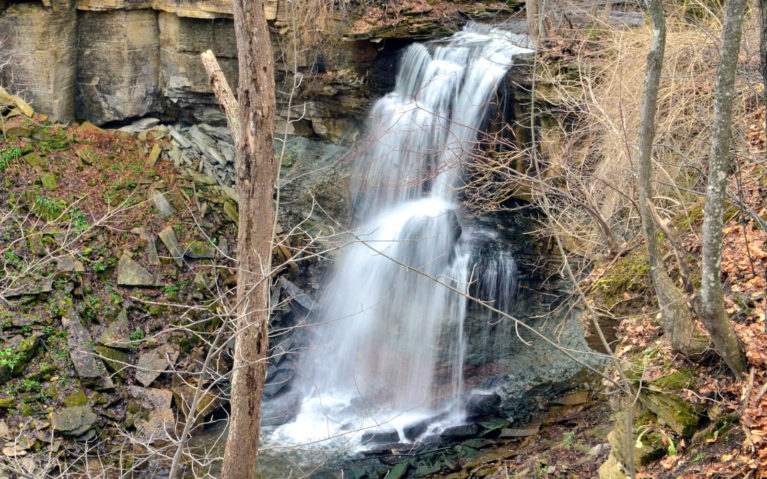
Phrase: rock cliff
[{"left": 0, "top": 0, "right": 523, "bottom": 143}]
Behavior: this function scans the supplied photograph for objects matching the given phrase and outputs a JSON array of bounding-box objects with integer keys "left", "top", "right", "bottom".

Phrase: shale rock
[{"left": 117, "top": 253, "right": 158, "bottom": 287}]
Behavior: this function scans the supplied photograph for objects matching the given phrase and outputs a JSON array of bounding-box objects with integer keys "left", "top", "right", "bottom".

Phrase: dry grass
[{"left": 467, "top": 3, "right": 764, "bottom": 259}]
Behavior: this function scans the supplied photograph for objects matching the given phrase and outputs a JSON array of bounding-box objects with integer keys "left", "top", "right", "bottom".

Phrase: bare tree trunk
[
  {"left": 527, "top": 0, "right": 539, "bottom": 42},
  {"left": 220, "top": 0, "right": 277, "bottom": 476},
  {"left": 637, "top": 0, "right": 707, "bottom": 357},
  {"left": 700, "top": 0, "right": 747, "bottom": 377},
  {"left": 201, "top": 50, "right": 241, "bottom": 147},
  {"left": 760, "top": 0, "right": 767, "bottom": 108}
]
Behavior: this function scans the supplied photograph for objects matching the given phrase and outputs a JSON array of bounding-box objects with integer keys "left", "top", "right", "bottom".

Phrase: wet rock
[
  {"left": 263, "top": 362, "right": 296, "bottom": 398},
  {"left": 465, "top": 391, "right": 501, "bottom": 419},
  {"left": 117, "top": 253, "right": 158, "bottom": 287},
  {"left": 361, "top": 427, "right": 400, "bottom": 445},
  {"left": 440, "top": 424, "right": 478, "bottom": 440},
  {"left": 158, "top": 226, "right": 184, "bottom": 267},
  {"left": 51, "top": 406, "right": 98, "bottom": 437},
  {"left": 261, "top": 390, "right": 302, "bottom": 427},
  {"left": 135, "top": 343, "right": 179, "bottom": 387},
  {"left": 403, "top": 419, "right": 429, "bottom": 441},
  {"left": 97, "top": 309, "right": 132, "bottom": 349},
  {"left": 277, "top": 277, "right": 317, "bottom": 312},
  {"left": 477, "top": 418, "right": 509, "bottom": 437},
  {"left": 150, "top": 189, "right": 175, "bottom": 219},
  {"left": 62, "top": 309, "right": 114, "bottom": 389}
]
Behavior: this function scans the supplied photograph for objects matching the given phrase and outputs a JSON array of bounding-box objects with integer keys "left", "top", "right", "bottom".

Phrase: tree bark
[
  {"left": 220, "top": 0, "right": 277, "bottom": 476},
  {"left": 700, "top": 0, "right": 747, "bottom": 376},
  {"left": 636, "top": 0, "right": 707, "bottom": 357},
  {"left": 527, "top": 0, "right": 539, "bottom": 42},
  {"left": 201, "top": 50, "right": 241, "bottom": 147},
  {"left": 760, "top": 0, "right": 767, "bottom": 108}
]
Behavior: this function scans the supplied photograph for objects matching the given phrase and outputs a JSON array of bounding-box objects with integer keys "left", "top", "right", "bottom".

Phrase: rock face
[
  {"left": 0, "top": 4, "right": 77, "bottom": 122},
  {"left": 76, "top": 9, "right": 161, "bottom": 123},
  {"left": 0, "top": 0, "right": 523, "bottom": 135}
]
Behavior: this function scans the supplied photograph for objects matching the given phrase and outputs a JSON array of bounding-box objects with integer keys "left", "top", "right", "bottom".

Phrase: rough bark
[
  {"left": 760, "top": 0, "right": 767, "bottom": 108},
  {"left": 220, "top": 0, "right": 277, "bottom": 476},
  {"left": 527, "top": 0, "right": 539, "bottom": 42},
  {"left": 200, "top": 50, "right": 241, "bottom": 147},
  {"left": 636, "top": 0, "right": 707, "bottom": 357},
  {"left": 700, "top": 0, "right": 747, "bottom": 376}
]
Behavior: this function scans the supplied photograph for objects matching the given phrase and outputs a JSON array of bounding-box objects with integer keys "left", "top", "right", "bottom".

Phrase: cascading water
[{"left": 271, "top": 23, "right": 532, "bottom": 448}]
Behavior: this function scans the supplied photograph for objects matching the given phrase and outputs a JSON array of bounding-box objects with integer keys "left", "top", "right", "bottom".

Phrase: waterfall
[{"left": 272, "top": 23, "right": 531, "bottom": 447}]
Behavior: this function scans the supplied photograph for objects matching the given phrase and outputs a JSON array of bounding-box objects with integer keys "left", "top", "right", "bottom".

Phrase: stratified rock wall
[
  {"left": 1, "top": 0, "right": 522, "bottom": 138},
  {"left": 0, "top": 3, "right": 77, "bottom": 122},
  {"left": 158, "top": 12, "right": 237, "bottom": 124},
  {"left": 76, "top": 10, "right": 161, "bottom": 123}
]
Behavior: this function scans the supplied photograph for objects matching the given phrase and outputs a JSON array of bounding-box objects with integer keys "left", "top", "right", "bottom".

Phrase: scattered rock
[
  {"left": 117, "top": 253, "right": 158, "bottom": 287},
  {"left": 62, "top": 308, "right": 114, "bottom": 389},
  {"left": 127, "top": 386, "right": 173, "bottom": 410},
  {"left": 147, "top": 143, "right": 162, "bottom": 167},
  {"left": 0, "top": 420, "right": 10, "bottom": 440},
  {"left": 277, "top": 277, "right": 317, "bottom": 312},
  {"left": 118, "top": 117, "right": 160, "bottom": 134},
  {"left": 361, "top": 427, "right": 400, "bottom": 445},
  {"left": 40, "top": 172, "right": 57, "bottom": 191},
  {"left": 4, "top": 276, "right": 53, "bottom": 298},
  {"left": 97, "top": 309, "right": 132, "bottom": 349},
  {"left": 150, "top": 189, "right": 175, "bottom": 219},
  {"left": 158, "top": 226, "right": 184, "bottom": 267},
  {"left": 465, "top": 391, "right": 501, "bottom": 418},
  {"left": 56, "top": 254, "right": 85, "bottom": 273},
  {"left": 499, "top": 425, "right": 539, "bottom": 438},
  {"left": 135, "top": 343, "right": 179, "bottom": 387},
  {"left": 93, "top": 346, "right": 130, "bottom": 374},
  {"left": 0, "top": 334, "right": 41, "bottom": 383},
  {"left": 50, "top": 406, "right": 98, "bottom": 437},
  {"left": 2, "top": 444, "right": 27, "bottom": 457},
  {"left": 403, "top": 419, "right": 430, "bottom": 441},
  {"left": 440, "top": 424, "right": 479, "bottom": 440},
  {"left": 184, "top": 240, "right": 216, "bottom": 260},
  {"left": 135, "top": 408, "right": 176, "bottom": 443},
  {"left": 172, "top": 380, "right": 223, "bottom": 424}
]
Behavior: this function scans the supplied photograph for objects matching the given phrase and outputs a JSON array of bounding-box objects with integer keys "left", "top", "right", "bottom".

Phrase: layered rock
[
  {"left": 76, "top": 9, "right": 161, "bottom": 123},
  {"left": 1, "top": 0, "right": 523, "bottom": 138},
  {"left": 0, "top": 4, "right": 77, "bottom": 122}
]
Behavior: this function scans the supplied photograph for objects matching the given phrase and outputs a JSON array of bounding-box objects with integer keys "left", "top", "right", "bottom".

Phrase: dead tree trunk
[
  {"left": 760, "top": 0, "right": 767, "bottom": 108},
  {"left": 636, "top": 0, "right": 707, "bottom": 357},
  {"left": 220, "top": 0, "right": 277, "bottom": 476},
  {"left": 201, "top": 50, "right": 241, "bottom": 147},
  {"left": 527, "top": 0, "right": 540, "bottom": 42},
  {"left": 700, "top": 0, "right": 747, "bottom": 376}
]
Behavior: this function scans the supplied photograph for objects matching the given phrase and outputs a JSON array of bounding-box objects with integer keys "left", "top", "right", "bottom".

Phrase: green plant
[
  {"left": 0, "top": 348, "right": 22, "bottom": 371},
  {"left": 164, "top": 284, "right": 180, "bottom": 295},
  {"left": 0, "top": 146, "right": 22, "bottom": 172},
  {"left": 130, "top": 328, "right": 144, "bottom": 347},
  {"left": 561, "top": 430, "right": 575, "bottom": 446},
  {"left": 70, "top": 206, "right": 90, "bottom": 234},
  {"left": 34, "top": 196, "right": 67, "bottom": 221}
]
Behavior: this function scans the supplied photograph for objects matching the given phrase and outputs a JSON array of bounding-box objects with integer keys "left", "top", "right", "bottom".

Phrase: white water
[{"left": 270, "top": 24, "right": 531, "bottom": 449}]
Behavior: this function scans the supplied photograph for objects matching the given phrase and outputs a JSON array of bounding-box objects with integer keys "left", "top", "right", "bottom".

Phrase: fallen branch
[{"left": 200, "top": 50, "right": 240, "bottom": 147}]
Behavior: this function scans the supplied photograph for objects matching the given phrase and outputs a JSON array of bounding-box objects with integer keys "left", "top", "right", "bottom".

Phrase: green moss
[
  {"left": 592, "top": 249, "right": 651, "bottom": 311},
  {"left": 63, "top": 390, "right": 88, "bottom": 407},
  {"left": 652, "top": 369, "right": 695, "bottom": 391}
]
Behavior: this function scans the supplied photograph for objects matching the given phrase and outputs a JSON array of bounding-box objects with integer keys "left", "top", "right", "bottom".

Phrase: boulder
[
  {"left": 50, "top": 406, "right": 98, "bottom": 437},
  {"left": 97, "top": 309, "right": 133, "bottom": 349},
  {"left": 135, "top": 343, "right": 179, "bottom": 387},
  {"left": 361, "top": 427, "right": 400, "bottom": 445},
  {"left": 62, "top": 309, "right": 114, "bottom": 389},
  {"left": 158, "top": 226, "right": 184, "bottom": 267},
  {"left": 117, "top": 253, "right": 158, "bottom": 287}
]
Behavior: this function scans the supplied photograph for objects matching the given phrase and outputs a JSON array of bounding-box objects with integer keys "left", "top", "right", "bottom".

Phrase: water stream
[{"left": 266, "top": 23, "right": 532, "bottom": 454}]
